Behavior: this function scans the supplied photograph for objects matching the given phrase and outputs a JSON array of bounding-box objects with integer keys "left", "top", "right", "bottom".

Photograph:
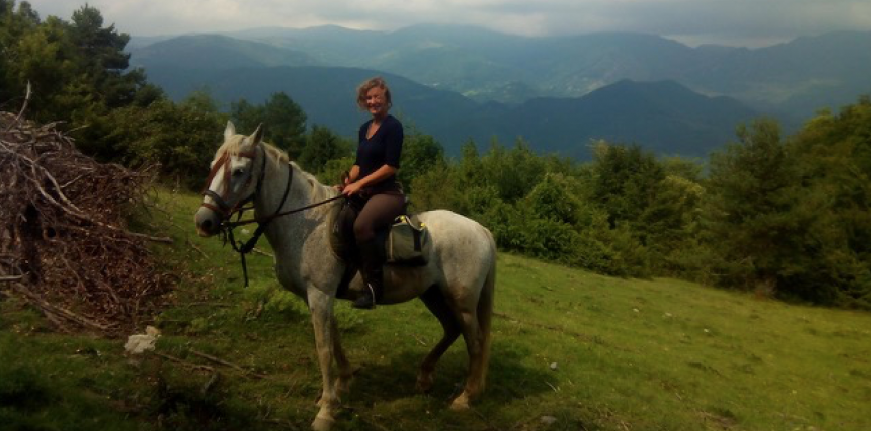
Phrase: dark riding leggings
[{"left": 353, "top": 192, "right": 405, "bottom": 243}]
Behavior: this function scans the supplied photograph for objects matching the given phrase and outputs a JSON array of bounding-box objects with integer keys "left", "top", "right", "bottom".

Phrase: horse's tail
[{"left": 477, "top": 229, "right": 496, "bottom": 391}]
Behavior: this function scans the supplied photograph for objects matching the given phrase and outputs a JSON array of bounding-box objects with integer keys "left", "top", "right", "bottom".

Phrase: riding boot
[{"left": 353, "top": 239, "right": 384, "bottom": 309}]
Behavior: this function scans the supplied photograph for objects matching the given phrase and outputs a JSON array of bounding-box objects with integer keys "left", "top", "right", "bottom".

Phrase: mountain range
[{"left": 128, "top": 25, "right": 871, "bottom": 158}]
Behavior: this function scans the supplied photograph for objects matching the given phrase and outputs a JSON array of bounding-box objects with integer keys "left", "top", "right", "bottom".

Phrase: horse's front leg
[
  {"left": 331, "top": 316, "right": 354, "bottom": 395},
  {"left": 308, "top": 290, "right": 339, "bottom": 431}
]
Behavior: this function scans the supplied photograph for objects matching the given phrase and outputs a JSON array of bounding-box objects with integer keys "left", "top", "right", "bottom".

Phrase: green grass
[{"left": 2, "top": 187, "right": 871, "bottom": 431}]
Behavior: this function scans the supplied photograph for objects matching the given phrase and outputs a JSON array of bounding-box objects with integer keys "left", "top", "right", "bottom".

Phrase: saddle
[{"left": 329, "top": 198, "right": 432, "bottom": 298}]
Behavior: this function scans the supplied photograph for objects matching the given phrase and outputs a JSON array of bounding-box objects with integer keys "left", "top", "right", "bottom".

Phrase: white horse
[{"left": 194, "top": 122, "right": 496, "bottom": 430}]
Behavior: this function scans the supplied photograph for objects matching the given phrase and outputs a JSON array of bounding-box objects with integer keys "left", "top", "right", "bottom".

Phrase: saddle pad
[{"left": 386, "top": 215, "right": 431, "bottom": 266}]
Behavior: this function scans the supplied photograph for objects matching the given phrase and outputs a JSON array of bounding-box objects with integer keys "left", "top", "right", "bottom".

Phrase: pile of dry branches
[{"left": 0, "top": 111, "right": 173, "bottom": 335}]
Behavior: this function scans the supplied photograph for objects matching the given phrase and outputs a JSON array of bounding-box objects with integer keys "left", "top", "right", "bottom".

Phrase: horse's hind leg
[
  {"left": 416, "top": 285, "right": 461, "bottom": 393},
  {"left": 450, "top": 308, "right": 484, "bottom": 411}
]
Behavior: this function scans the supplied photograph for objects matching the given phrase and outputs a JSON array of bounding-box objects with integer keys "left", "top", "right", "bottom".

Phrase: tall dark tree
[
  {"left": 68, "top": 4, "right": 144, "bottom": 108},
  {"left": 262, "top": 92, "right": 307, "bottom": 157},
  {"left": 779, "top": 97, "right": 871, "bottom": 307},
  {"left": 229, "top": 98, "right": 264, "bottom": 136},
  {"left": 0, "top": 0, "right": 41, "bottom": 106},
  {"left": 704, "top": 118, "right": 800, "bottom": 293},
  {"left": 479, "top": 138, "right": 547, "bottom": 203},
  {"left": 298, "top": 125, "right": 352, "bottom": 174},
  {"left": 397, "top": 133, "right": 445, "bottom": 191},
  {"left": 590, "top": 142, "right": 666, "bottom": 230},
  {"left": 1, "top": 3, "right": 153, "bottom": 158},
  {"left": 0, "top": 3, "right": 72, "bottom": 119},
  {"left": 230, "top": 92, "right": 307, "bottom": 156}
]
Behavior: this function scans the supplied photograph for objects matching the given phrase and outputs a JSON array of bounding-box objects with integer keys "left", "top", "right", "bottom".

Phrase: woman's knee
[
  {"left": 354, "top": 194, "right": 404, "bottom": 241},
  {"left": 353, "top": 218, "right": 375, "bottom": 242}
]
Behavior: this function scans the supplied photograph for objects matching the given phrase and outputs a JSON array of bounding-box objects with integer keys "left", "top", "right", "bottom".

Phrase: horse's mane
[
  {"left": 219, "top": 135, "right": 290, "bottom": 164},
  {"left": 220, "top": 135, "right": 338, "bottom": 204},
  {"left": 290, "top": 159, "right": 340, "bottom": 204}
]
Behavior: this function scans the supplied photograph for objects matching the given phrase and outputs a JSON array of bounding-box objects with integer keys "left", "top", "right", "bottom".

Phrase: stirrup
[{"left": 352, "top": 284, "right": 377, "bottom": 310}]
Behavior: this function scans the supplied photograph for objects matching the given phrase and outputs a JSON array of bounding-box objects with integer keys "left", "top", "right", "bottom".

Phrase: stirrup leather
[{"left": 365, "top": 283, "right": 378, "bottom": 308}]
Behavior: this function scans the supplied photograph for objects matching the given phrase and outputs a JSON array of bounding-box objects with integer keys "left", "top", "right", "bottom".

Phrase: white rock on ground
[{"left": 124, "top": 325, "right": 161, "bottom": 354}]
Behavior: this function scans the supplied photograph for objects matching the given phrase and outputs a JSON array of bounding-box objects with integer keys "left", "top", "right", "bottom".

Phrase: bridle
[
  {"left": 200, "top": 146, "right": 344, "bottom": 287},
  {"left": 200, "top": 148, "right": 265, "bottom": 219}
]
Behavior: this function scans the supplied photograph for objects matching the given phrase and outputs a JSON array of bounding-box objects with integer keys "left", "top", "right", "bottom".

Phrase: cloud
[{"left": 23, "top": 0, "right": 871, "bottom": 47}]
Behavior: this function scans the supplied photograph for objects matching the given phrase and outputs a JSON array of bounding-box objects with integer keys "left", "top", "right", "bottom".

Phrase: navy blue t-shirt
[{"left": 356, "top": 115, "right": 403, "bottom": 193}]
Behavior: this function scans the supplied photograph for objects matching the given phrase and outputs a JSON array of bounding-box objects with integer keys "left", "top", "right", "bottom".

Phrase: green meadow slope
[{"left": 2, "top": 189, "right": 870, "bottom": 431}]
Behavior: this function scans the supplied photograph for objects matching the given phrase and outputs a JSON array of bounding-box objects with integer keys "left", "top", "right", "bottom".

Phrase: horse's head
[{"left": 194, "top": 121, "right": 265, "bottom": 237}]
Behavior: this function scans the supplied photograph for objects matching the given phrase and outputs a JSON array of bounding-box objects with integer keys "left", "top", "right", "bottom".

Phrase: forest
[{"left": 2, "top": 1, "right": 870, "bottom": 310}]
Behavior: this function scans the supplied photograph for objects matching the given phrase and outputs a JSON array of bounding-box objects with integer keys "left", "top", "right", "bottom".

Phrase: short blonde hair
[{"left": 356, "top": 77, "right": 393, "bottom": 110}]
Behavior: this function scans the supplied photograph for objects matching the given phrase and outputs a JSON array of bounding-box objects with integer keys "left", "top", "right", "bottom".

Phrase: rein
[{"left": 202, "top": 148, "right": 345, "bottom": 287}]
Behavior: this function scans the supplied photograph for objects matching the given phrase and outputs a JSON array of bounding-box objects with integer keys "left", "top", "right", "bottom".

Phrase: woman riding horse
[
  {"left": 339, "top": 77, "right": 406, "bottom": 309},
  {"left": 194, "top": 109, "right": 495, "bottom": 431}
]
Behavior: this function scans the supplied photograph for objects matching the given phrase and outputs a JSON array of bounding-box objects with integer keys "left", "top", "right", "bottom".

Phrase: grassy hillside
[{"left": 2, "top": 189, "right": 870, "bottom": 430}]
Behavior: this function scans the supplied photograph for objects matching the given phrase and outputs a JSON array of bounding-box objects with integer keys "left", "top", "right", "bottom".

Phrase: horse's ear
[
  {"left": 224, "top": 121, "right": 236, "bottom": 142},
  {"left": 250, "top": 123, "right": 264, "bottom": 146}
]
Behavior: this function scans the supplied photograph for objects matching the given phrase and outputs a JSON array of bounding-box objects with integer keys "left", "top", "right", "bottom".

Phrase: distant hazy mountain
[
  {"left": 140, "top": 65, "right": 481, "bottom": 138},
  {"left": 684, "top": 31, "right": 871, "bottom": 117},
  {"left": 472, "top": 79, "right": 759, "bottom": 158},
  {"left": 140, "top": 62, "right": 757, "bottom": 159},
  {"left": 129, "top": 34, "right": 320, "bottom": 70},
  {"left": 130, "top": 25, "right": 871, "bottom": 119}
]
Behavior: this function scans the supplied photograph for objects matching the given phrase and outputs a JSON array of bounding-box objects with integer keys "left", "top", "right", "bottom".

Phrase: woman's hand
[
  {"left": 342, "top": 181, "right": 363, "bottom": 196},
  {"left": 334, "top": 169, "right": 353, "bottom": 191}
]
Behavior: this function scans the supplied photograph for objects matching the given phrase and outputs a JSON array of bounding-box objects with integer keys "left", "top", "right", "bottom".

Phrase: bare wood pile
[{"left": 0, "top": 111, "right": 173, "bottom": 335}]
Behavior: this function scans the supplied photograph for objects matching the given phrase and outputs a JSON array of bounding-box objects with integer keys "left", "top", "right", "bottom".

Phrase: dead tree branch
[{"left": 6, "top": 81, "right": 30, "bottom": 132}]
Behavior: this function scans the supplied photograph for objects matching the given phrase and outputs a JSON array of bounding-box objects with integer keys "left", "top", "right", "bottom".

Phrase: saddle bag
[{"left": 387, "top": 215, "right": 431, "bottom": 266}]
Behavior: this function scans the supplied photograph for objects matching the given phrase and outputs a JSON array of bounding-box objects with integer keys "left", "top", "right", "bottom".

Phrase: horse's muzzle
[{"left": 194, "top": 207, "right": 222, "bottom": 237}]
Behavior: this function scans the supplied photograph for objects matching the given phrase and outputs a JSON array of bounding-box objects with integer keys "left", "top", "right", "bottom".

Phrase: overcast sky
[{"left": 24, "top": 0, "right": 871, "bottom": 47}]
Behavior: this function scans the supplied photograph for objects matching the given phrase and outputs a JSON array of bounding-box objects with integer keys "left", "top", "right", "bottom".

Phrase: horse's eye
[{"left": 232, "top": 168, "right": 246, "bottom": 177}]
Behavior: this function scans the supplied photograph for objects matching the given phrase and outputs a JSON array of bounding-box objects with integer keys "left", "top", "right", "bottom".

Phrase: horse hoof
[
  {"left": 312, "top": 414, "right": 336, "bottom": 431},
  {"left": 449, "top": 394, "right": 471, "bottom": 411}
]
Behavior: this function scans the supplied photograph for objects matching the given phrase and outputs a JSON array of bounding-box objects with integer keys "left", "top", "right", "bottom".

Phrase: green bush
[{"left": 105, "top": 95, "right": 228, "bottom": 190}]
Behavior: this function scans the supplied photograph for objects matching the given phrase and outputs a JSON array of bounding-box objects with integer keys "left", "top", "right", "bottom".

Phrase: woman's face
[{"left": 365, "top": 86, "right": 389, "bottom": 118}]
